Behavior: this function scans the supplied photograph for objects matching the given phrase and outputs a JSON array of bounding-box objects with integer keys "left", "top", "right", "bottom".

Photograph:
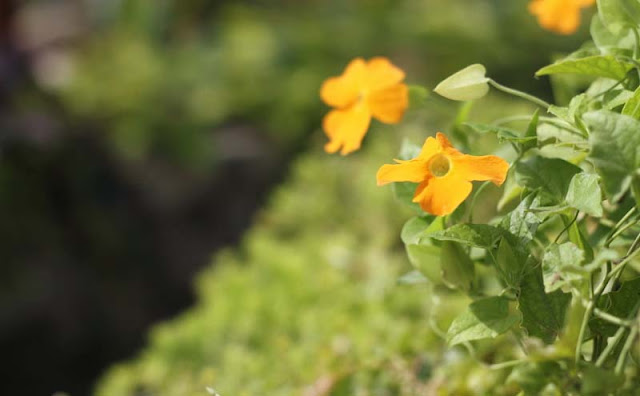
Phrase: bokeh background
[{"left": 0, "top": 0, "right": 590, "bottom": 394}]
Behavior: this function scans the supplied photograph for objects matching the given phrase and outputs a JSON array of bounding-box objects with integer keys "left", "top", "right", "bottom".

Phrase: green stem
[
  {"left": 488, "top": 79, "right": 551, "bottom": 109},
  {"left": 615, "top": 325, "right": 638, "bottom": 375},
  {"left": 596, "top": 326, "right": 628, "bottom": 367},
  {"left": 493, "top": 115, "right": 582, "bottom": 136},
  {"left": 554, "top": 211, "right": 579, "bottom": 244},
  {"left": 593, "top": 308, "right": 635, "bottom": 327},
  {"left": 632, "top": 28, "right": 640, "bottom": 59},
  {"left": 513, "top": 330, "right": 529, "bottom": 356},
  {"left": 593, "top": 335, "right": 604, "bottom": 362},
  {"left": 596, "top": 301, "right": 640, "bottom": 367},
  {"left": 604, "top": 207, "right": 637, "bottom": 248},
  {"left": 610, "top": 232, "right": 640, "bottom": 286},
  {"left": 606, "top": 216, "right": 639, "bottom": 246},
  {"left": 575, "top": 264, "right": 610, "bottom": 365},
  {"left": 489, "top": 360, "right": 523, "bottom": 370}
]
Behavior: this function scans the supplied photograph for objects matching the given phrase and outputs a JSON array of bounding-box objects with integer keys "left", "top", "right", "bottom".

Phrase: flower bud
[{"left": 433, "top": 64, "right": 489, "bottom": 101}]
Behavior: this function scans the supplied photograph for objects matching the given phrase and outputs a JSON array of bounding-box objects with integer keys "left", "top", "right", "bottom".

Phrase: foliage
[
  {"left": 92, "top": 132, "right": 447, "bottom": 395},
  {"left": 376, "top": 0, "right": 640, "bottom": 393},
  {"left": 95, "top": 95, "right": 541, "bottom": 395}
]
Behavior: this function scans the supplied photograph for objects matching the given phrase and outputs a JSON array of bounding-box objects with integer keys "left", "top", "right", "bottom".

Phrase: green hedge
[{"left": 94, "top": 94, "right": 538, "bottom": 395}]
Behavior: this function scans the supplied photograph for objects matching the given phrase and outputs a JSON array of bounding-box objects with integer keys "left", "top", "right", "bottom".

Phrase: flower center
[
  {"left": 357, "top": 90, "right": 368, "bottom": 104},
  {"left": 429, "top": 154, "right": 451, "bottom": 177}
]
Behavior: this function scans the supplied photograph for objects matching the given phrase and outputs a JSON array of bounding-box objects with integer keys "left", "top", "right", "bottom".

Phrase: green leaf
[
  {"left": 518, "top": 267, "right": 572, "bottom": 344},
  {"left": 515, "top": 157, "right": 581, "bottom": 202},
  {"left": 542, "top": 242, "right": 586, "bottom": 293},
  {"left": 538, "top": 143, "right": 588, "bottom": 163},
  {"left": 403, "top": 216, "right": 445, "bottom": 283},
  {"left": 567, "top": 220, "right": 594, "bottom": 264},
  {"left": 591, "top": 12, "right": 635, "bottom": 53},
  {"left": 590, "top": 277, "right": 640, "bottom": 336},
  {"left": 401, "top": 216, "right": 435, "bottom": 245},
  {"left": 622, "top": 85, "right": 640, "bottom": 118},
  {"left": 464, "top": 123, "right": 536, "bottom": 144},
  {"left": 598, "top": 0, "right": 640, "bottom": 34},
  {"left": 428, "top": 223, "right": 504, "bottom": 249},
  {"left": 405, "top": 244, "right": 442, "bottom": 284},
  {"left": 433, "top": 64, "right": 489, "bottom": 101},
  {"left": 498, "top": 175, "right": 524, "bottom": 211},
  {"left": 603, "top": 88, "right": 634, "bottom": 110},
  {"left": 549, "top": 94, "right": 588, "bottom": 126},
  {"left": 535, "top": 55, "right": 634, "bottom": 80},
  {"left": 536, "top": 122, "right": 582, "bottom": 145},
  {"left": 408, "top": 85, "right": 429, "bottom": 110},
  {"left": 392, "top": 182, "right": 422, "bottom": 213},
  {"left": 584, "top": 110, "right": 640, "bottom": 201},
  {"left": 440, "top": 241, "right": 475, "bottom": 291},
  {"left": 446, "top": 296, "right": 520, "bottom": 346},
  {"left": 496, "top": 237, "right": 528, "bottom": 289},
  {"left": 500, "top": 193, "right": 543, "bottom": 244},
  {"left": 565, "top": 173, "right": 604, "bottom": 217}
]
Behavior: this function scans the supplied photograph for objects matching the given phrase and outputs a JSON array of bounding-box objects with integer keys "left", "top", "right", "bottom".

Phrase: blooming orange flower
[
  {"left": 528, "top": 0, "right": 596, "bottom": 35},
  {"left": 376, "top": 133, "right": 509, "bottom": 216},
  {"left": 320, "top": 57, "right": 409, "bottom": 155}
]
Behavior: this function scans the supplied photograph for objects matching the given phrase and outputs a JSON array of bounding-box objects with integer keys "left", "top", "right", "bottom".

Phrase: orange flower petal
[
  {"left": 452, "top": 154, "right": 509, "bottom": 185},
  {"left": 528, "top": 0, "right": 586, "bottom": 35},
  {"left": 435, "top": 132, "right": 455, "bottom": 151},
  {"left": 320, "top": 58, "right": 366, "bottom": 108},
  {"left": 417, "top": 136, "right": 443, "bottom": 160},
  {"left": 376, "top": 159, "right": 427, "bottom": 186},
  {"left": 555, "top": 7, "right": 580, "bottom": 34},
  {"left": 322, "top": 104, "right": 371, "bottom": 155},
  {"left": 365, "top": 57, "right": 406, "bottom": 91},
  {"left": 368, "top": 83, "right": 409, "bottom": 124},
  {"left": 412, "top": 172, "right": 472, "bottom": 216}
]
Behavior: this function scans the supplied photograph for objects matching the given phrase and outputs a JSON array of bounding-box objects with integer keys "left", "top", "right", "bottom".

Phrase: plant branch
[{"left": 488, "top": 79, "right": 551, "bottom": 109}]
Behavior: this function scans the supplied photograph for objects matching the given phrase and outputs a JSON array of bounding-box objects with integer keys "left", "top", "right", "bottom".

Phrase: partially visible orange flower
[
  {"left": 320, "top": 57, "right": 409, "bottom": 155},
  {"left": 528, "top": 0, "right": 596, "bottom": 35},
  {"left": 377, "top": 133, "right": 509, "bottom": 216}
]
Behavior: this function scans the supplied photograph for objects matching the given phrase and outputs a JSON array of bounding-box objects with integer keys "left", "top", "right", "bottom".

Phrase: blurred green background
[{"left": 0, "top": 0, "right": 590, "bottom": 394}]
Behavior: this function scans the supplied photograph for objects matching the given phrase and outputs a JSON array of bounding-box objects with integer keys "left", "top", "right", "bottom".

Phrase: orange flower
[
  {"left": 528, "top": 0, "right": 596, "bottom": 35},
  {"left": 320, "top": 57, "right": 409, "bottom": 155},
  {"left": 376, "top": 133, "right": 508, "bottom": 216}
]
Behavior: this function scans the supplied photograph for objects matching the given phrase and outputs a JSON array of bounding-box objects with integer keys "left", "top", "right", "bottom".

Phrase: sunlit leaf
[
  {"left": 428, "top": 223, "right": 504, "bottom": 249},
  {"left": 621, "top": 85, "right": 640, "bottom": 118},
  {"left": 597, "top": 0, "right": 640, "bottom": 34},
  {"left": 535, "top": 55, "right": 633, "bottom": 80},
  {"left": 565, "top": 173, "right": 603, "bottom": 217},
  {"left": 515, "top": 157, "right": 581, "bottom": 202},
  {"left": 446, "top": 296, "right": 520, "bottom": 346},
  {"left": 542, "top": 242, "right": 585, "bottom": 293},
  {"left": 584, "top": 110, "right": 640, "bottom": 201},
  {"left": 440, "top": 241, "right": 475, "bottom": 291}
]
